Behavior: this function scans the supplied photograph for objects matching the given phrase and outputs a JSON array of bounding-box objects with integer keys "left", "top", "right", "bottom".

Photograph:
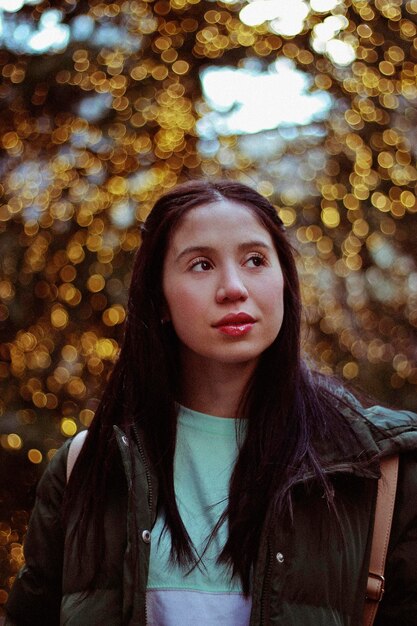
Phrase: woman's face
[{"left": 162, "top": 200, "right": 284, "bottom": 374}]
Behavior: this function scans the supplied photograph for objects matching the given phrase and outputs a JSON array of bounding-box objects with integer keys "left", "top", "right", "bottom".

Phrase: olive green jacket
[{"left": 5, "top": 404, "right": 417, "bottom": 625}]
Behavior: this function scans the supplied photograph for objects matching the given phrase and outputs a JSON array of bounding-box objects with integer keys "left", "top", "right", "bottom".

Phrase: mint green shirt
[{"left": 146, "top": 406, "right": 251, "bottom": 625}]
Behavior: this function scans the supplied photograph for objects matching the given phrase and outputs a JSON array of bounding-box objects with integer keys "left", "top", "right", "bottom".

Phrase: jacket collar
[
  {"left": 313, "top": 402, "right": 417, "bottom": 479},
  {"left": 113, "top": 403, "right": 417, "bottom": 482}
]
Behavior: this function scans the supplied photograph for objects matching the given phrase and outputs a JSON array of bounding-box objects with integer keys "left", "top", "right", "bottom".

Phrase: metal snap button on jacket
[
  {"left": 141, "top": 530, "right": 151, "bottom": 543},
  {"left": 276, "top": 552, "right": 284, "bottom": 564}
]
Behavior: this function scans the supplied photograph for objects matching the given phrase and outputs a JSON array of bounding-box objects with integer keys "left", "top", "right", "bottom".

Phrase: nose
[{"left": 216, "top": 266, "right": 249, "bottom": 303}]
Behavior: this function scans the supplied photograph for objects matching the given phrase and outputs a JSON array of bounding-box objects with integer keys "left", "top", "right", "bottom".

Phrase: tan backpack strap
[
  {"left": 66, "top": 430, "right": 88, "bottom": 482},
  {"left": 363, "top": 454, "right": 399, "bottom": 626}
]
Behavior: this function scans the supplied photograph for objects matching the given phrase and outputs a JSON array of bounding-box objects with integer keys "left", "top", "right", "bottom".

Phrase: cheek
[
  {"left": 165, "top": 284, "right": 207, "bottom": 326},
  {"left": 260, "top": 275, "right": 284, "bottom": 312},
  {"left": 261, "top": 278, "right": 285, "bottom": 337}
]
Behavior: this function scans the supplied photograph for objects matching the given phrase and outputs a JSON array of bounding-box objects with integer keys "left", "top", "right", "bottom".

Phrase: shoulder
[
  {"left": 322, "top": 376, "right": 417, "bottom": 456},
  {"left": 35, "top": 438, "right": 72, "bottom": 505},
  {"left": 360, "top": 405, "right": 417, "bottom": 456},
  {"left": 314, "top": 375, "right": 417, "bottom": 460}
]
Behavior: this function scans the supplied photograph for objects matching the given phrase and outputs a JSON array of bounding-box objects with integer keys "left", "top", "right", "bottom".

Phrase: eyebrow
[{"left": 175, "top": 240, "right": 274, "bottom": 262}]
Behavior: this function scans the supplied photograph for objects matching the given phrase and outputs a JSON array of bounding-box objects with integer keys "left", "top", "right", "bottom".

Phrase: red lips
[
  {"left": 214, "top": 312, "right": 256, "bottom": 337},
  {"left": 214, "top": 312, "right": 256, "bottom": 327}
]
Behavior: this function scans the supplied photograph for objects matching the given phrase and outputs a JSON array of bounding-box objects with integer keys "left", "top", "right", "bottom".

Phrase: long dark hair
[{"left": 64, "top": 179, "right": 358, "bottom": 593}]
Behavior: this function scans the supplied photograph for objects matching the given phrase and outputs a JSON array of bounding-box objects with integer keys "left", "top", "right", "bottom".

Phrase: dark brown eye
[
  {"left": 191, "top": 259, "right": 212, "bottom": 271},
  {"left": 247, "top": 255, "right": 265, "bottom": 267}
]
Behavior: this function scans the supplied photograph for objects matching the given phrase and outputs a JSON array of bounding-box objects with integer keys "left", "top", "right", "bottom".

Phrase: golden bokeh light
[
  {"left": 27, "top": 449, "right": 43, "bottom": 464},
  {"left": 60, "top": 418, "right": 77, "bottom": 437}
]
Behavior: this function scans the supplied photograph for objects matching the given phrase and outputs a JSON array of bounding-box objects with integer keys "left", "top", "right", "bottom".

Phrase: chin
[{"left": 212, "top": 351, "right": 262, "bottom": 367}]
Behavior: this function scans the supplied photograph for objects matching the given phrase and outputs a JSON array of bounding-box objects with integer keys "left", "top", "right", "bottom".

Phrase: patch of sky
[
  {"left": 0, "top": 15, "right": 28, "bottom": 54},
  {"left": 29, "top": 10, "right": 69, "bottom": 52},
  {"left": 236, "top": 0, "right": 355, "bottom": 66},
  {"left": 197, "top": 139, "right": 220, "bottom": 159},
  {"left": 316, "top": 266, "right": 337, "bottom": 290},
  {"left": 77, "top": 94, "right": 113, "bottom": 124},
  {"left": 238, "top": 131, "right": 286, "bottom": 160},
  {"left": 0, "top": 14, "right": 30, "bottom": 53},
  {"left": 0, "top": 5, "right": 140, "bottom": 55},
  {"left": 221, "top": 0, "right": 342, "bottom": 34},
  {"left": 103, "top": 229, "right": 127, "bottom": 248},
  {"left": 93, "top": 136, "right": 116, "bottom": 156},
  {"left": 91, "top": 23, "right": 124, "bottom": 47},
  {"left": 110, "top": 200, "right": 136, "bottom": 229},
  {"left": 129, "top": 169, "right": 160, "bottom": 196},
  {"left": 346, "top": 272, "right": 368, "bottom": 296},
  {"left": 239, "top": 0, "right": 309, "bottom": 37},
  {"left": 366, "top": 267, "right": 398, "bottom": 303},
  {"left": 408, "top": 273, "right": 417, "bottom": 292},
  {"left": 311, "top": 14, "right": 355, "bottom": 66},
  {"left": 310, "top": 0, "right": 342, "bottom": 11},
  {"left": 71, "top": 14, "right": 95, "bottom": 42},
  {"left": 8, "top": 161, "right": 51, "bottom": 192},
  {"left": 198, "top": 58, "right": 332, "bottom": 139},
  {"left": 307, "top": 148, "right": 327, "bottom": 169},
  {"left": 23, "top": 205, "right": 43, "bottom": 223},
  {"left": 0, "top": 7, "right": 69, "bottom": 53},
  {"left": 91, "top": 23, "right": 142, "bottom": 53},
  {"left": 369, "top": 239, "right": 396, "bottom": 270},
  {"left": 0, "top": 0, "right": 41, "bottom": 11}
]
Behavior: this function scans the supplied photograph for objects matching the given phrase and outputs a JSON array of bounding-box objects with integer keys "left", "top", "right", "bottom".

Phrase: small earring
[{"left": 160, "top": 317, "right": 170, "bottom": 325}]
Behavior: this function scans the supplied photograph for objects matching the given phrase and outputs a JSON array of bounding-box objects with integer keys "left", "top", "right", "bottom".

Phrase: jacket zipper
[
  {"left": 132, "top": 424, "right": 154, "bottom": 626},
  {"left": 132, "top": 424, "right": 154, "bottom": 514},
  {"left": 260, "top": 541, "right": 273, "bottom": 625}
]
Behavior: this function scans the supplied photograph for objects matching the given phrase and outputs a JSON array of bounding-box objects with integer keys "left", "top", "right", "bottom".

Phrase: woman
[{"left": 5, "top": 179, "right": 417, "bottom": 625}]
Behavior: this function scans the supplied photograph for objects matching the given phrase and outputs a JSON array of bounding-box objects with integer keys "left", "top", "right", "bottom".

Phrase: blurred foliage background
[{"left": 0, "top": 0, "right": 416, "bottom": 612}]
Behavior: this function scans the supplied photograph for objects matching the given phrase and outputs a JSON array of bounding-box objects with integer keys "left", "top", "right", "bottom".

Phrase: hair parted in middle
[{"left": 64, "top": 178, "right": 359, "bottom": 593}]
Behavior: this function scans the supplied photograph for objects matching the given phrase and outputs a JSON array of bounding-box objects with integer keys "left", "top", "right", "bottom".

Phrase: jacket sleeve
[
  {"left": 4, "top": 442, "right": 69, "bottom": 626},
  {"left": 376, "top": 452, "right": 417, "bottom": 626}
]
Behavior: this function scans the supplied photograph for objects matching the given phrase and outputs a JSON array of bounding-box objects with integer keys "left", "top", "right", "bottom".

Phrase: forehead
[{"left": 169, "top": 199, "right": 271, "bottom": 245}]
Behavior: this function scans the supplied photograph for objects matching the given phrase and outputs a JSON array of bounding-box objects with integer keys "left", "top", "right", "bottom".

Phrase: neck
[{"left": 178, "top": 351, "right": 257, "bottom": 418}]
